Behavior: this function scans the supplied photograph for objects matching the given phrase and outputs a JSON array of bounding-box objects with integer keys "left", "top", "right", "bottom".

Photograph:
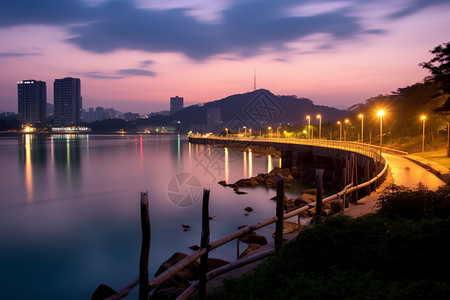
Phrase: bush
[
  {"left": 376, "top": 184, "right": 450, "bottom": 219},
  {"left": 208, "top": 214, "right": 450, "bottom": 299}
]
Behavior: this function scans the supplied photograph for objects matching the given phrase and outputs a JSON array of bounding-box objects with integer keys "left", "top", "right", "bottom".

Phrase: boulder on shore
[
  {"left": 239, "top": 243, "right": 262, "bottom": 258},
  {"left": 240, "top": 232, "right": 268, "bottom": 245}
]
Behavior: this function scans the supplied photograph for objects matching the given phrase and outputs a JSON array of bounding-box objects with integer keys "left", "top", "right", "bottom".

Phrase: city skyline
[{"left": 0, "top": 0, "right": 449, "bottom": 113}]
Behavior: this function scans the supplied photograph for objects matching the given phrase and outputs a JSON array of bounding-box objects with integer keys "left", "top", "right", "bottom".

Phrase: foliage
[
  {"left": 208, "top": 188, "right": 450, "bottom": 300},
  {"left": 376, "top": 184, "right": 450, "bottom": 219},
  {"left": 420, "top": 41, "right": 450, "bottom": 95}
]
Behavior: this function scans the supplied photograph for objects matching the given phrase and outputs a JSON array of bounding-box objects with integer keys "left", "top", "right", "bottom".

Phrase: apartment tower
[
  {"left": 54, "top": 77, "right": 82, "bottom": 126},
  {"left": 17, "top": 80, "right": 47, "bottom": 125}
]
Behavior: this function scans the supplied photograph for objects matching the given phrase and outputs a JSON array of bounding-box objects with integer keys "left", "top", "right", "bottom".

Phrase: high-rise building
[
  {"left": 170, "top": 96, "right": 183, "bottom": 114},
  {"left": 54, "top": 77, "right": 82, "bottom": 126},
  {"left": 207, "top": 107, "right": 221, "bottom": 125},
  {"left": 17, "top": 80, "right": 47, "bottom": 125}
]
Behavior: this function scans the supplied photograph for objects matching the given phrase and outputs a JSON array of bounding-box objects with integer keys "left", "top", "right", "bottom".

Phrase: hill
[{"left": 137, "top": 89, "right": 347, "bottom": 133}]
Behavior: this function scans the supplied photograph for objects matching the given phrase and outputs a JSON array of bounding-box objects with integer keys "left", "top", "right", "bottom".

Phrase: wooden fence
[{"left": 93, "top": 153, "right": 388, "bottom": 300}]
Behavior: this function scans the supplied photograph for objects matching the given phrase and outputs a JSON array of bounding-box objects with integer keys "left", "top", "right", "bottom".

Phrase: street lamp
[
  {"left": 225, "top": 128, "right": 228, "bottom": 138},
  {"left": 359, "top": 114, "right": 364, "bottom": 143},
  {"left": 337, "top": 121, "right": 342, "bottom": 141},
  {"left": 268, "top": 126, "right": 272, "bottom": 139},
  {"left": 421, "top": 115, "right": 426, "bottom": 152},
  {"left": 316, "top": 114, "right": 321, "bottom": 139},
  {"left": 377, "top": 110, "right": 384, "bottom": 155},
  {"left": 249, "top": 128, "right": 252, "bottom": 139},
  {"left": 306, "top": 115, "right": 310, "bottom": 139},
  {"left": 344, "top": 119, "right": 349, "bottom": 141}
]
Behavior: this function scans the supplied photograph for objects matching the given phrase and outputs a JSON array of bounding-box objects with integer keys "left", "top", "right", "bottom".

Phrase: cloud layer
[{"left": 1, "top": 0, "right": 449, "bottom": 60}]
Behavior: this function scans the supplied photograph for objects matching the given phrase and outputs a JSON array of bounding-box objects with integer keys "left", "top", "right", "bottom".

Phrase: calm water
[{"left": 0, "top": 134, "right": 308, "bottom": 299}]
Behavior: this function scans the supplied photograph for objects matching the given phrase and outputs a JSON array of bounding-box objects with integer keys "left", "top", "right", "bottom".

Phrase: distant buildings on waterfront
[
  {"left": 17, "top": 80, "right": 47, "bottom": 125},
  {"left": 170, "top": 96, "right": 184, "bottom": 114}
]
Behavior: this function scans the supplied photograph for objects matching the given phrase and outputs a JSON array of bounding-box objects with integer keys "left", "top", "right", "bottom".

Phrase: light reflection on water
[{"left": 0, "top": 134, "right": 309, "bottom": 299}]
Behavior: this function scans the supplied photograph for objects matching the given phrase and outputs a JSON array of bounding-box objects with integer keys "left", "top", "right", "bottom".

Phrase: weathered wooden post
[
  {"left": 316, "top": 169, "right": 324, "bottom": 216},
  {"left": 139, "top": 191, "right": 150, "bottom": 300},
  {"left": 199, "top": 189, "right": 210, "bottom": 300},
  {"left": 275, "top": 176, "right": 284, "bottom": 249}
]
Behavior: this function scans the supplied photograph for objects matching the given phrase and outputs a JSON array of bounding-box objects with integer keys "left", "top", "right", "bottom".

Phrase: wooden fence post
[
  {"left": 275, "top": 177, "right": 284, "bottom": 249},
  {"left": 316, "top": 169, "right": 324, "bottom": 217},
  {"left": 199, "top": 189, "right": 210, "bottom": 300},
  {"left": 139, "top": 191, "right": 151, "bottom": 300}
]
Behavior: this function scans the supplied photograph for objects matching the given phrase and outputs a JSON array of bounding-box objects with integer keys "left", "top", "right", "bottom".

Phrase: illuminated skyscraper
[
  {"left": 17, "top": 80, "right": 47, "bottom": 125},
  {"left": 54, "top": 77, "right": 82, "bottom": 126},
  {"left": 170, "top": 96, "right": 183, "bottom": 114}
]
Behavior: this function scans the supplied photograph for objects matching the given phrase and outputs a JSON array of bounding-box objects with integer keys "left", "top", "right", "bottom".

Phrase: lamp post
[
  {"left": 249, "top": 128, "right": 252, "bottom": 139},
  {"left": 306, "top": 115, "right": 310, "bottom": 139},
  {"left": 344, "top": 119, "right": 349, "bottom": 141},
  {"left": 337, "top": 121, "right": 342, "bottom": 141},
  {"left": 377, "top": 110, "right": 384, "bottom": 155},
  {"left": 268, "top": 126, "right": 272, "bottom": 139},
  {"left": 359, "top": 114, "right": 364, "bottom": 143},
  {"left": 421, "top": 115, "right": 426, "bottom": 152},
  {"left": 316, "top": 114, "right": 321, "bottom": 139},
  {"left": 225, "top": 128, "right": 228, "bottom": 138}
]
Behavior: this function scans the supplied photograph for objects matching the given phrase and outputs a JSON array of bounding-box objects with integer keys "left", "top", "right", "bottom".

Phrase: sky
[{"left": 0, "top": 0, "right": 449, "bottom": 114}]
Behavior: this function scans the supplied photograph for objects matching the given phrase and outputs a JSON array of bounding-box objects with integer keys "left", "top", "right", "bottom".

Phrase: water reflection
[
  {"left": 224, "top": 148, "right": 229, "bottom": 183},
  {"left": 248, "top": 149, "right": 253, "bottom": 178},
  {"left": 267, "top": 154, "right": 273, "bottom": 173}
]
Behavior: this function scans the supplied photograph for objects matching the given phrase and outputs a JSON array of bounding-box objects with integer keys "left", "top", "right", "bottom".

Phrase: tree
[
  {"left": 420, "top": 42, "right": 450, "bottom": 156},
  {"left": 420, "top": 42, "right": 450, "bottom": 105}
]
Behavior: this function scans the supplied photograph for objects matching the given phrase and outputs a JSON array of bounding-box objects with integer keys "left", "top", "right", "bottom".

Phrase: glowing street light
[
  {"left": 337, "top": 121, "right": 342, "bottom": 141},
  {"left": 377, "top": 110, "right": 384, "bottom": 155},
  {"left": 268, "top": 126, "right": 272, "bottom": 139},
  {"left": 225, "top": 128, "right": 228, "bottom": 138},
  {"left": 359, "top": 114, "right": 364, "bottom": 143},
  {"left": 344, "top": 119, "right": 349, "bottom": 141},
  {"left": 421, "top": 115, "right": 426, "bottom": 152},
  {"left": 316, "top": 114, "right": 321, "bottom": 139},
  {"left": 306, "top": 115, "right": 311, "bottom": 139}
]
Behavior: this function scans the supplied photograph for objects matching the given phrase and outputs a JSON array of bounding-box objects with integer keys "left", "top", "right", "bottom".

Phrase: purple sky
[{"left": 0, "top": 0, "right": 449, "bottom": 114}]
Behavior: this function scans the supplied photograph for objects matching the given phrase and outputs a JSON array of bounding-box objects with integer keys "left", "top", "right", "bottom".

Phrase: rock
[
  {"left": 218, "top": 180, "right": 227, "bottom": 186},
  {"left": 271, "top": 221, "right": 300, "bottom": 236},
  {"left": 91, "top": 284, "right": 116, "bottom": 300},
  {"left": 235, "top": 190, "right": 248, "bottom": 195},
  {"left": 239, "top": 243, "right": 262, "bottom": 258},
  {"left": 254, "top": 173, "right": 265, "bottom": 184},
  {"left": 207, "top": 258, "right": 230, "bottom": 272},
  {"left": 154, "top": 252, "right": 199, "bottom": 283},
  {"left": 152, "top": 287, "right": 185, "bottom": 300},
  {"left": 240, "top": 232, "right": 268, "bottom": 245},
  {"left": 244, "top": 206, "right": 254, "bottom": 212},
  {"left": 299, "top": 193, "right": 316, "bottom": 204},
  {"left": 270, "top": 194, "right": 288, "bottom": 202},
  {"left": 234, "top": 177, "right": 258, "bottom": 187},
  {"left": 263, "top": 175, "right": 276, "bottom": 187},
  {"left": 284, "top": 198, "right": 302, "bottom": 213},
  {"left": 269, "top": 167, "right": 292, "bottom": 177},
  {"left": 189, "top": 245, "right": 200, "bottom": 251}
]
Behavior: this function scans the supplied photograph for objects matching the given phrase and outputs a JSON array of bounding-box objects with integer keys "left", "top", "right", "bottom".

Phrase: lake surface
[{"left": 0, "top": 134, "right": 309, "bottom": 299}]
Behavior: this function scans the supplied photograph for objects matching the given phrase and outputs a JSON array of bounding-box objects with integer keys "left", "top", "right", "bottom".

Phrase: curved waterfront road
[{"left": 384, "top": 153, "right": 444, "bottom": 191}]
